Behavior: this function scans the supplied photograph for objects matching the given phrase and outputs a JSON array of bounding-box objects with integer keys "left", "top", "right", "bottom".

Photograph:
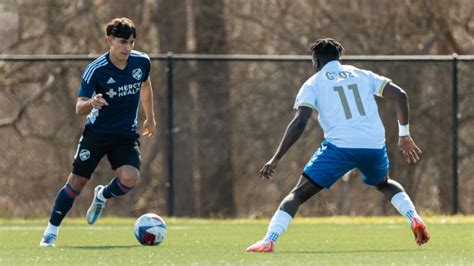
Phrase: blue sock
[
  {"left": 49, "top": 183, "right": 80, "bottom": 226},
  {"left": 102, "top": 178, "right": 133, "bottom": 199}
]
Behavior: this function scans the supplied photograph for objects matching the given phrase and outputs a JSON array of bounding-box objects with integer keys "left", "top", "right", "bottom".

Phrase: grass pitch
[{"left": 0, "top": 216, "right": 472, "bottom": 265}]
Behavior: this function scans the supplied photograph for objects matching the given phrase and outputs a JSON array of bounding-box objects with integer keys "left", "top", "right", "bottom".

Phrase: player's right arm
[
  {"left": 382, "top": 83, "right": 422, "bottom": 164},
  {"left": 260, "top": 106, "right": 313, "bottom": 179},
  {"left": 76, "top": 94, "right": 108, "bottom": 115},
  {"left": 76, "top": 58, "right": 110, "bottom": 115}
]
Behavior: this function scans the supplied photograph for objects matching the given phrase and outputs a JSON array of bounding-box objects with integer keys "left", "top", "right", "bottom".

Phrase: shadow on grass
[
  {"left": 64, "top": 245, "right": 138, "bottom": 250},
  {"left": 280, "top": 249, "right": 430, "bottom": 254}
]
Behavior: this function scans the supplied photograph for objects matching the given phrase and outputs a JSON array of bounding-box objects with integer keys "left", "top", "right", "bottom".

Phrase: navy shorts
[
  {"left": 72, "top": 128, "right": 141, "bottom": 179},
  {"left": 303, "top": 141, "right": 389, "bottom": 188}
]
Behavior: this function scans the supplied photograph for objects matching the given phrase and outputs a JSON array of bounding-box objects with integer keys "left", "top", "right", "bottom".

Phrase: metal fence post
[
  {"left": 166, "top": 52, "right": 175, "bottom": 216},
  {"left": 451, "top": 53, "right": 459, "bottom": 214}
]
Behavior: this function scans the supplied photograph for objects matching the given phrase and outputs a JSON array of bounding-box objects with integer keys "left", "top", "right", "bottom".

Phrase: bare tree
[{"left": 192, "top": 0, "right": 235, "bottom": 217}]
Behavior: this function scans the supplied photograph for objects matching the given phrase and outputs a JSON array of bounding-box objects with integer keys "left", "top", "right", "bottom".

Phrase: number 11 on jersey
[{"left": 333, "top": 84, "right": 366, "bottom": 119}]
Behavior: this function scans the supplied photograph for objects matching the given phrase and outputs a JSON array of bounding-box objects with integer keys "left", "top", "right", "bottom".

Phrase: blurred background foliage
[{"left": 0, "top": 0, "right": 473, "bottom": 218}]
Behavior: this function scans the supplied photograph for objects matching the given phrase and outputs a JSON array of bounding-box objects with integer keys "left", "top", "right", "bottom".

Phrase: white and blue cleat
[
  {"left": 86, "top": 185, "right": 107, "bottom": 225},
  {"left": 39, "top": 234, "right": 57, "bottom": 247}
]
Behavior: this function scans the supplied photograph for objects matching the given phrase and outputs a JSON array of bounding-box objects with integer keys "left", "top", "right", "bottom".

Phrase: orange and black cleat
[
  {"left": 411, "top": 217, "right": 430, "bottom": 245},
  {"left": 246, "top": 240, "right": 275, "bottom": 253}
]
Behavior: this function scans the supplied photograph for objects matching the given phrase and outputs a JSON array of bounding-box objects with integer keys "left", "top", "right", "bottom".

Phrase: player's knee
[
  {"left": 115, "top": 166, "right": 140, "bottom": 188},
  {"left": 67, "top": 174, "right": 89, "bottom": 192},
  {"left": 117, "top": 175, "right": 139, "bottom": 188}
]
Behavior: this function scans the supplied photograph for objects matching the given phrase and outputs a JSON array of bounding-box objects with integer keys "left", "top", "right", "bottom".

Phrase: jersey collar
[
  {"left": 106, "top": 52, "right": 129, "bottom": 71},
  {"left": 321, "top": 60, "right": 341, "bottom": 70}
]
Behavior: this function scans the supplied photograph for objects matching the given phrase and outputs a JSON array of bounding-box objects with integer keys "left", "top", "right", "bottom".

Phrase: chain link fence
[{"left": 0, "top": 55, "right": 472, "bottom": 218}]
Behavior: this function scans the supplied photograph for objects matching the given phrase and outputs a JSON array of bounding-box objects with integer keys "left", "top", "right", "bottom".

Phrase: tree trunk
[
  {"left": 156, "top": 0, "right": 196, "bottom": 216},
  {"left": 193, "top": 0, "right": 235, "bottom": 217}
]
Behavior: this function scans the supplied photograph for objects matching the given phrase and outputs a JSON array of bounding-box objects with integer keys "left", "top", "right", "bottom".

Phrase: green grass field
[{"left": 0, "top": 216, "right": 473, "bottom": 265}]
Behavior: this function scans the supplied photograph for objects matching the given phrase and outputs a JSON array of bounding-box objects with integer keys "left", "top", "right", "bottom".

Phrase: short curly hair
[
  {"left": 106, "top": 17, "right": 136, "bottom": 39},
  {"left": 309, "top": 38, "right": 344, "bottom": 62}
]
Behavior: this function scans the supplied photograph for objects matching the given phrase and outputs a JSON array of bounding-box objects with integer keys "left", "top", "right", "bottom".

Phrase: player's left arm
[
  {"left": 382, "top": 82, "right": 422, "bottom": 164},
  {"left": 140, "top": 78, "right": 156, "bottom": 138}
]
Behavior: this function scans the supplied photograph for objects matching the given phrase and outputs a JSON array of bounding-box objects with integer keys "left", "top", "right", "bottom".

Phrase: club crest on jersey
[
  {"left": 79, "top": 149, "right": 90, "bottom": 161},
  {"left": 132, "top": 68, "right": 143, "bottom": 80}
]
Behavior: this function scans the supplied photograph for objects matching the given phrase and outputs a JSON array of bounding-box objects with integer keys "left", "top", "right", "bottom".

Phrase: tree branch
[{"left": 0, "top": 67, "right": 61, "bottom": 127}]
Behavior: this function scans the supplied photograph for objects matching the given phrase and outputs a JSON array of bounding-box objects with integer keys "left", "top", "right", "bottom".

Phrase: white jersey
[{"left": 294, "top": 60, "right": 391, "bottom": 149}]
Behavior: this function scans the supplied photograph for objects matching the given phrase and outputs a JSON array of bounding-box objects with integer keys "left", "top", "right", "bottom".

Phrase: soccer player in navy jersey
[
  {"left": 40, "top": 17, "right": 156, "bottom": 247},
  {"left": 246, "top": 38, "right": 430, "bottom": 252}
]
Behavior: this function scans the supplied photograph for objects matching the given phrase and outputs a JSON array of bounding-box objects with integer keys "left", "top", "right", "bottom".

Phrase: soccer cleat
[
  {"left": 39, "top": 234, "right": 57, "bottom": 247},
  {"left": 246, "top": 240, "right": 275, "bottom": 252},
  {"left": 411, "top": 217, "right": 430, "bottom": 245},
  {"left": 86, "top": 185, "right": 107, "bottom": 225}
]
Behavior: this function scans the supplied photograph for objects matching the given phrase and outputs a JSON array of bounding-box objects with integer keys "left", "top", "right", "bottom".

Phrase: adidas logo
[{"left": 107, "top": 77, "right": 116, "bottom": 84}]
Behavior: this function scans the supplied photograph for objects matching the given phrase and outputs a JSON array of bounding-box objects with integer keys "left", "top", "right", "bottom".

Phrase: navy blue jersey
[{"left": 78, "top": 50, "right": 151, "bottom": 135}]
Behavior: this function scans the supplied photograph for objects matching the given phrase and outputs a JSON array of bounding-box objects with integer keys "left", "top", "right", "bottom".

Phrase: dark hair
[
  {"left": 106, "top": 17, "right": 136, "bottom": 39},
  {"left": 309, "top": 38, "right": 344, "bottom": 63}
]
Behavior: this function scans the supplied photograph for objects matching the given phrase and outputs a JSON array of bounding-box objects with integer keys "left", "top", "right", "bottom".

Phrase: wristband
[{"left": 398, "top": 123, "right": 410, "bottom": 137}]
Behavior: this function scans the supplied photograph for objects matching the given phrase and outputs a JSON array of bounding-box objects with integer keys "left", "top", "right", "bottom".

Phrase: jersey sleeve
[
  {"left": 142, "top": 53, "right": 151, "bottom": 81},
  {"left": 77, "top": 69, "right": 97, "bottom": 98},
  {"left": 366, "top": 70, "right": 391, "bottom": 97},
  {"left": 293, "top": 81, "right": 317, "bottom": 111}
]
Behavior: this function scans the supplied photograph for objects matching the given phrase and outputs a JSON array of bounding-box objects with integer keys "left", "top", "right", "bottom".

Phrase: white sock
[
  {"left": 44, "top": 222, "right": 59, "bottom": 236},
  {"left": 263, "top": 210, "right": 293, "bottom": 242},
  {"left": 97, "top": 187, "right": 107, "bottom": 202},
  {"left": 390, "top": 192, "right": 422, "bottom": 225}
]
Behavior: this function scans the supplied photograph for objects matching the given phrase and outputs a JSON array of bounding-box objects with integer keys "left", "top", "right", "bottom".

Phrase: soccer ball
[{"left": 134, "top": 213, "right": 167, "bottom": 246}]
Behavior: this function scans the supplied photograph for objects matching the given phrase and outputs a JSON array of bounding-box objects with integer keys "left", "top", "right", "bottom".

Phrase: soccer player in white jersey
[
  {"left": 247, "top": 38, "right": 430, "bottom": 252},
  {"left": 39, "top": 18, "right": 156, "bottom": 247}
]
